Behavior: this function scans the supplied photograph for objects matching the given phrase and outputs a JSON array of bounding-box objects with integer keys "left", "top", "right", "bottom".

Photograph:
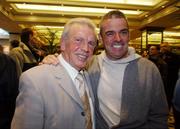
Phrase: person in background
[
  {"left": 9, "top": 28, "right": 37, "bottom": 77},
  {"left": 173, "top": 69, "right": 180, "bottom": 129},
  {"left": 29, "top": 31, "right": 47, "bottom": 62},
  {"left": 10, "top": 40, "right": 20, "bottom": 50},
  {"left": 42, "top": 10, "right": 168, "bottom": 129},
  {"left": 160, "top": 42, "right": 180, "bottom": 109},
  {"left": 0, "top": 53, "right": 19, "bottom": 129},
  {"left": 148, "top": 45, "right": 168, "bottom": 88},
  {"left": 11, "top": 18, "right": 97, "bottom": 129},
  {"left": 141, "top": 49, "right": 149, "bottom": 58}
]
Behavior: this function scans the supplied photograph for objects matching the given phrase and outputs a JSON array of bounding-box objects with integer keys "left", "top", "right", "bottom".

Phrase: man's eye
[
  {"left": 106, "top": 32, "right": 115, "bottom": 36},
  {"left": 75, "top": 38, "right": 82, "bottom": 42},
  {"left": 120, "top": 30, "right": 129, "bottom": 35},
  {"left": 75, "top": 39, "right": 80, "bottom": 41},
  {"left": 88, "top": 41, "right": 96, "bottom": 47}
]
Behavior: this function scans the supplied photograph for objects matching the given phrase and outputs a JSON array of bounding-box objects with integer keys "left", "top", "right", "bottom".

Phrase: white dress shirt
[{"left": 58, "top": 54, "right": 95, "bottom": 129}]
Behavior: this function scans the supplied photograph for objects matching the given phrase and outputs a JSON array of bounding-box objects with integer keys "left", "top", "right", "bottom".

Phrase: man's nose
[
  {"left": 81, "top": 42, "right": 89, "bottom": 51},
  {"left": 114, "top": 33, "right": 121, "bottom": 41}
]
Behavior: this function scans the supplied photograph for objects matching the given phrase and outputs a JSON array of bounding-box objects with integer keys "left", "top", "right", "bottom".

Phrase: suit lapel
[
  {"left": 83, "top": 71, "right": 94, "bottom": 103},
  {"left": 52, "top": 63, "right": 83, "bottom": 109}
]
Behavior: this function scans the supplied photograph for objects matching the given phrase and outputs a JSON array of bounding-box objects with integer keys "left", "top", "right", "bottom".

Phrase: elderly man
[{"left": 11, "top": 18, "right": 97, "bottom": 129}]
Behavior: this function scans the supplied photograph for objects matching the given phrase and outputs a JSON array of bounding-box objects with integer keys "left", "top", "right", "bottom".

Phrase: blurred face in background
[
  {"left": 149, "top": 46, "right": 159, "bottom": 56},
  {"left": 61, "top": 23, "right": 97, "bottom": 71},
  {"left": 99, "top": 17, "right": 129, "bottom": 61}
]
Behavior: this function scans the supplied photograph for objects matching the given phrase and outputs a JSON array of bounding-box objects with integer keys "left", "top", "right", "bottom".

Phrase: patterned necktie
[{"left": 76, "top": 72, "right": 92, "bottom": 129}]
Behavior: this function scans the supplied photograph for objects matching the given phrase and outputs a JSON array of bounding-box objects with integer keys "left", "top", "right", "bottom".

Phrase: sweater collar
[{"left": 100, "top": 47, "right": 141, "bottom": 64}]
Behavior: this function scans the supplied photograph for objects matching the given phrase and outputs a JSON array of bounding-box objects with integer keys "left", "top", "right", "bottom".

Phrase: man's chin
[{"left": 76, "top": 62, "right": 86, "bottom": 69}]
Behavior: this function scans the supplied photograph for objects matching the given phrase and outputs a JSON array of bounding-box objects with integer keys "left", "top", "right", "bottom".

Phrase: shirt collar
[{"left": 58, "top": 54, "right": 79, "bottom": 82}]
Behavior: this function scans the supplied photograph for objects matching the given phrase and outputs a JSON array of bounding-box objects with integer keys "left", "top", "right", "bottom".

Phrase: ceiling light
[
  {"left": 14, "top": 4, "right": 143, "bottom": 15},
  {"left": 74, "top": 0, "right": 161, "bottom": 6},
  {"left": 0, "top": 28, "right": 9, "bottom": 36},
  {"left": 164, "top": 31, "right": 180, "bottom": 36},
  {"left": 34, "top": 25, "right": 64, "bottom": 29},
  {"left": 172, "top": 25, "right": 180, "bottom": 29},
  {"left": 34, "top": 25, "right": 100, "bottom": 31}
]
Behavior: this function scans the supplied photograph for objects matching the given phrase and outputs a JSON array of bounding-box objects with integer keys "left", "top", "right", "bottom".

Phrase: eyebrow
[
  {"left": 120, "top": 29, "right": 129, "bottom": 32},
  {"left": 105, "top": 28, "right": 129, "bottom": 33}
]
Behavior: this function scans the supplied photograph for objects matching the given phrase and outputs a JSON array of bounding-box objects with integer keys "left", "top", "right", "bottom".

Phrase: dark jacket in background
[
  {"left": 148, "top": 55, "right": 168, "bottom": 87},
  {"left": 0, "top": 53, "right": 19, "bottom": 129},
  {"left": 160, "top": 51, "right": 180, "bottom": 108}
]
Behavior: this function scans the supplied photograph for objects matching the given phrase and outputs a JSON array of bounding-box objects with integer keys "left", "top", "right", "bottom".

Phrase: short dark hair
[
  {"left": 99, "top": 10, "right": 128, "bottom": 34},
  {"left": 10, "top": 40, "right": 20, "bottom": 48},
  {"left": 20, "top": 28, "right": 33, "bottom": 45}
]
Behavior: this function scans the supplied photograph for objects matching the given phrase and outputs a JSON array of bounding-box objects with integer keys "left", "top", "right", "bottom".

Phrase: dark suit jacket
[{"left": 0, "top": 53, "right": 19, "bottom": 129}]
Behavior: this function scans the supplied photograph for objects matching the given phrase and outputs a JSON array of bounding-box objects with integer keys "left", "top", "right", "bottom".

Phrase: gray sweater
[{"left": 87, "top": 54, "right": 168, "bottom": 129}]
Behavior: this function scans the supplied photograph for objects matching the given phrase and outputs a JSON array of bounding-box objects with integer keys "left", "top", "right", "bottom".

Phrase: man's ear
[
  {"left": 60, "top": 39, "right": 65, "bottom": 51},
  {"left": 98, "top": 33, "right": 102, "bottom": 43},
  {"left": 98, "top": 33, "right": 104, "bottom": 47}
]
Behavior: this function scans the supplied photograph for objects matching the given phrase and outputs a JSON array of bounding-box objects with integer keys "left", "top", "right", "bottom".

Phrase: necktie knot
[
  {"left": 76, "top": 72, "right": 84, "bottom": 84},
  {"left": 76, "top": 72, "right": 86, "bottom": 97}
]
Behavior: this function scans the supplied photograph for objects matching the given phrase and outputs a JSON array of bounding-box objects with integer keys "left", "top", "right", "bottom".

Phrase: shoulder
[
  {"left": 87, "top": 55, "right": 98, "bottom": 66},
  {"left": 129, "top": 57, "right": 159, "bottom": 73},
  {"left": 0, "top": 53, "right": 16, "bottom": 71},
  {"left": 0, "top": 54, "right": 18, "bottom": 88},
  {"left": 0, "top": 53, "right": 13, "bottom": 62},
  {"left": 87, "top": 55, "right": 99, "bottom": 71},
  {"left": 22, "top": 64, "right": 54, "bottom": 77},
  {"left": 19, "top": 64, "right": 64, "bottom": 92},
  {"left": 134, "top": 57, "right": 155, "bottom": 67},
  {"left": 19, "top": 65, "right": 54, "bottom": 89},
  {"left": 21, "top": 63, "right": 64, "bottom": 80},
  {"left": 0, "top": 53, "right": 16, "bottom": 66},
  {"left": 9, "top": 46, "right": 23, "bottom": 55}
]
